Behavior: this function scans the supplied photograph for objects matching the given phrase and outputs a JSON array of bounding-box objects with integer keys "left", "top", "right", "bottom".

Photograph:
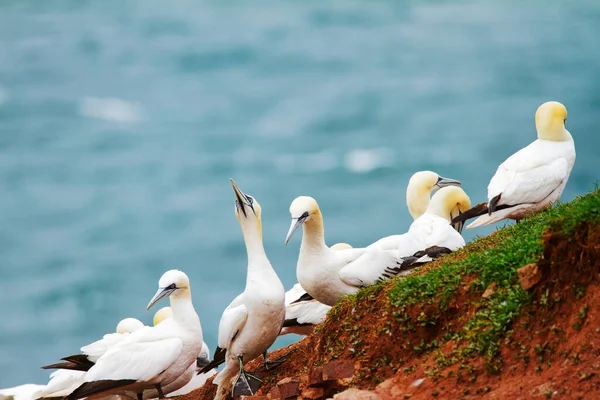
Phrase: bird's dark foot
[
  {"left": 232, "top": 369, "right": 262, "bottom": 396},
  {"left": 262, "top": 351, "right": 291, "bottom": 371},
  {"left": 137, "top": 393, "right": 143, "bottom": 400},
  {"left": 155, "top": 384, "right": 165, "bottom": 398}
]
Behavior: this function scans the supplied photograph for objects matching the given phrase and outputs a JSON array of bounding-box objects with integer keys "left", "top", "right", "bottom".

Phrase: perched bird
[
  {"left": 199, "top": 179, "right": 285, "bottom": 400},
  {"left": 452, "top": 101, "right": 575, "bottom": 229},
  {"left": 279, "top": 243, "right": 352, "bottom": 336},
  {"left": 369, "top": 170, "right": 462, "bottom": 250},
  {"left": 63, "top": 270, "right": 203, "bottom": 400},
  {"left": 339, "top": 186, "right": 471, "bottom": 286},
  {"left": 38, "top": 318, "right": 146, "bottom": 399},
  {"left": 284, "top": 195, "right": 376, "bottom": 306}
]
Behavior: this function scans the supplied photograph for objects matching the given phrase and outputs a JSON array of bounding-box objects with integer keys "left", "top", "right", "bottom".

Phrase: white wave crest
[
  {"left": 344, "top": 148, "right": 393, "bottom": 173},
  {"left": 79, "top": 97, "right": 142, "bottom": 123}
]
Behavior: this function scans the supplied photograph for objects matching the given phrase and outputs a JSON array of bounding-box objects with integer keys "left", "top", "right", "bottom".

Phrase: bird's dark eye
[
  {"left": 165, "top": 283, "right": 177, "bottom": 290},
  {"left": 300, "top": 211, "right": 309, "bottom": 219},
  {"left": 246, "top": 195, "right": 254, "bottom": 205}
]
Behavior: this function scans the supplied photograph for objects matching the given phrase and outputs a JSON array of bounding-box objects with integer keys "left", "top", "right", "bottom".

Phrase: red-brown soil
[{"left": 180, "top": 222, "right": 600, "bottom": 400}]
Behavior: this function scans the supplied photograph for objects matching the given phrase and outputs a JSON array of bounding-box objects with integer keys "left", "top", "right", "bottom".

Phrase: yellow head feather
[
  {"left": 535, "top": 101, "right": 569, "bottom": 142},
  {"left": 153, "top": 306, "right": 174, "bottom": 326}
]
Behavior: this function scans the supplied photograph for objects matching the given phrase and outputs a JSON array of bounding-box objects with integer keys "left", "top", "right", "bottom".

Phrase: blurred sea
[{"left": 1, "top": 0, "right": 599, "bottom": 386}]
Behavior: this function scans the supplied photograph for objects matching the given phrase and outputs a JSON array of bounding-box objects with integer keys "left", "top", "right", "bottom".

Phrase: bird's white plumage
[
  {"left": 85, "top": 335, "right": 182, "bottom": 382},
  {"left": 468, "top": 101, "right": 575, "bottom": 228},
  {"left": 0, "top": 384, "right": 45, "bottom": 400},
  {"left": 217, "top": 303, "right": 248, "bottom": 350},
  {"left": 341, "top": 213, "right": 465, "bottom": 286},
  {"left": 80, "top": 331, "right": 137, "bottom": 363}
]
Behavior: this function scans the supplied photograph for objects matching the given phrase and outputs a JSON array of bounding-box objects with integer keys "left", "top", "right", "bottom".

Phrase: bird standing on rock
[
  {"left": 200, "top": 179, "right": 286, "bottom": 400},
  {"left": 453, "top": 101, "right": 576, "bottom": 229}
]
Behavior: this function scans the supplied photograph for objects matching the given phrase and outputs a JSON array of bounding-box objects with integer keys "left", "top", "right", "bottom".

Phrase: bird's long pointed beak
[
  {"left": 230, "top": 178, "right": 249, "bottom": 217},
  {"left": 436, "top": 176, "right": 461, "bottom": 188},
  {"left": 285, "top": 218, "right": 303, "bottom": 245},
  {"left": 147, "top": 288, "right": 176, "bottom": 311}
]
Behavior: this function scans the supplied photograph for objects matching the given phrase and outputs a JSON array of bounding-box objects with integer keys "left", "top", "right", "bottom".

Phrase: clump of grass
[{"left": 387, "top": 186, "right": 600, "bottom": 367}]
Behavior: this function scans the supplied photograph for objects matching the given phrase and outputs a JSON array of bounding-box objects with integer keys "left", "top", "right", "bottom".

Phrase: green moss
[{"left": 386, "top": 186, "right": 600, "bottom": 368}]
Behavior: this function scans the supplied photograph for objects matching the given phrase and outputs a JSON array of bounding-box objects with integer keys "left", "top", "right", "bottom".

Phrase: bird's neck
[
  {"left": 537, "top": 126, "right": 572, "bottom": 142},
  {"left": 241, "top": 224, "right": 279, "bottom": 287},
  {"left": 169, "top": 289, "right": 201, "bottom": 329},
  {"left": 301, "top": 211, "right": 327, "bottom": 252},
  {"left": 242, "top": 224, "right": 271, "bottom": 267},
  {"left": 406, "top": 186, "right": 430, "bottom": 220}
]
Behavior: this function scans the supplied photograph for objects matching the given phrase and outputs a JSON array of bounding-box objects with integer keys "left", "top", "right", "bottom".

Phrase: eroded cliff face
[{"left": 181, "top": 193, "right": 600, "bottom": 400}]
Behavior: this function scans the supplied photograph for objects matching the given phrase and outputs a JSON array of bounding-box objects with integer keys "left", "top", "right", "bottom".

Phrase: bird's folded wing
[
  {"left": 488, "top": 157, "right": 569, "bottom": 206},
  {"left": 80, "top": 333, "right": 126, "bottom": 360},
  {"left": 85, "top": 338, "right": 183, "bottom": 382},
  {"left": 39, "top": 369, "right": 84, "bottom": 398},
  {"left": 339, "top": 248, "right": 401, "bottom": 287},
  {"left": 285, "top": 299, "right": 330, "bottom": 326},
  {"left": 285, "top": 283, "right": 310, "bottom": 306},
  {"left": 367, "top": 234, "right": 406, "bottom": 251},
  {"left": 217, "top": 304, "right": 248, "bottom": 350}
]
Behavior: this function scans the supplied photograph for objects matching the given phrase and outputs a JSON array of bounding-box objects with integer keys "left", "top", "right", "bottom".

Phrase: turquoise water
[{"left": 1, "top": 0, "right": 599, "bottom": 386}]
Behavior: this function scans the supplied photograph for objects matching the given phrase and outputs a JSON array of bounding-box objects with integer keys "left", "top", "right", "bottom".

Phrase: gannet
[
  {"left": 199, "top": 179, "right": 285, "bottom": 400},
  {"left": 63, "top": 270, "right": 203, "bottom": 400},
  {"left": 279, "top": 243, "right": 351, "bottom": 336},
  {"left": 339, "top": 186, "right": 471, "bottom": 286},
  {"left": 452, "top": 101, "right": 575, "bottom": 229},
  {"left": 0, "top": 384, "right": 46, "bottom": 400},
  {"left": 369, "top": 171, "right": 462, "bottom": 250},
  {"left": 38, "top": 318, "right": 146, "bottom": 399},
  {"left": 284, "top": 195, "right": 373, "bottom": 306}
]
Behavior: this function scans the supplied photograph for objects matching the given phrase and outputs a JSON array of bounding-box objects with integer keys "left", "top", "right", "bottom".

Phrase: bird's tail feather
[{"left": 466, "top": 207, "right": 517, "bottom": 229}]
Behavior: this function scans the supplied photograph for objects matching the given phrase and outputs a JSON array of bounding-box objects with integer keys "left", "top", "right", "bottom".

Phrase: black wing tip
[
  {"left": 282, "top": 318, "right": 313, "bottom": 328},
  {"left": 290, "top": 292, "right": 314, "bottom": 304},
  {"left": 66, "top": 380, "right": 136, "bottom": 400},
  {"left": 488, "top": 194, "right": 502, "bottom": 215},
  {"left": 198, "top": 346, "right": 226, "bottom": 374}
]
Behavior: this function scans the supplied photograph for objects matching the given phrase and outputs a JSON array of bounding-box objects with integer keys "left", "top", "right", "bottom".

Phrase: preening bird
[
  {"left": 199, "top": 179, "right": 285, "bottom": 400},
  {"left": 452, "top": 101, "right": 576, "bottom": 229},
  {"left": 62, "top": 270, "right": 203, "bottom": 400},
  {"left": 369, "top": 171, "right": 462, "bottom": 250}
]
